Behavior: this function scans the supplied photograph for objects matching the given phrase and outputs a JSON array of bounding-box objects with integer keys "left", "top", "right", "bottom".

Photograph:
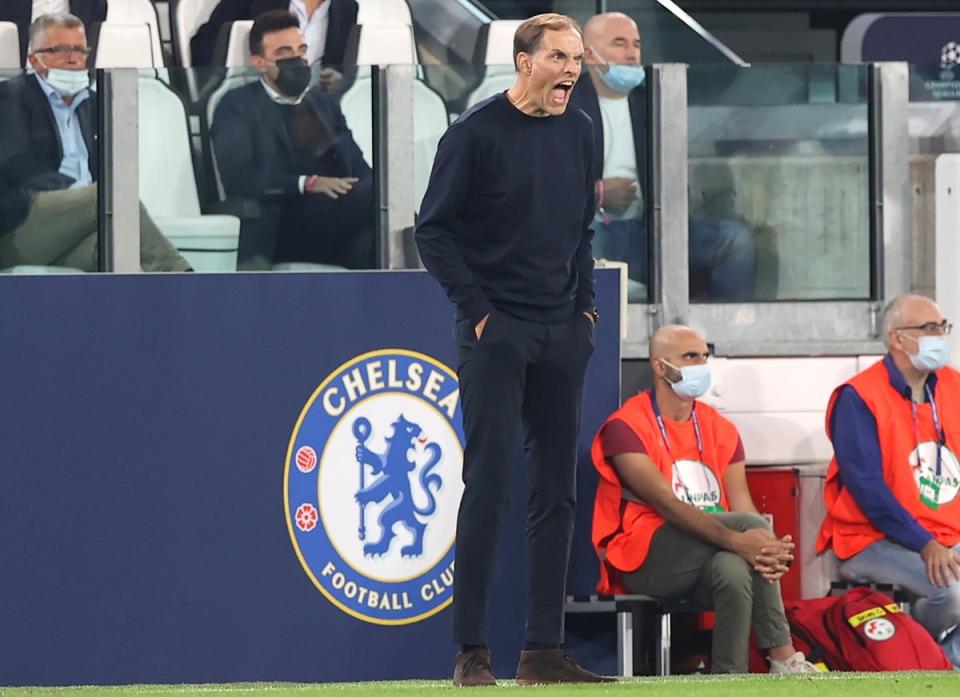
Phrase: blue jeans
[
  {"left": 838, "top": 539, "right": 960, "bottom": 668},
  {"left": 591, "top": 216, "right": 756, "bottom": 301}
]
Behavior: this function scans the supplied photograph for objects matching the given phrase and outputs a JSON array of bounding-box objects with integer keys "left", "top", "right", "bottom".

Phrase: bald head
[
  {"left": 883, "top": 294, "right": 943, "bottom": 348},
  {"left": 583, "top": 12, "right": 641, "bottom": 70},
  {"left": 650, "top": 325, "right": 707, "bottom": 361}
]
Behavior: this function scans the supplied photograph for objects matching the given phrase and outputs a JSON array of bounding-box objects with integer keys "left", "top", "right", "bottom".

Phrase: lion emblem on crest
[{"left": 353, "top": 414, "right": 443, "bottom": 557}]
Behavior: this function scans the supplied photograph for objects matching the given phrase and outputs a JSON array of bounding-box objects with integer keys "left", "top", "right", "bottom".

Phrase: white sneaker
[{"left": 769, "top": 651, "right": 822, "bottom": 674}]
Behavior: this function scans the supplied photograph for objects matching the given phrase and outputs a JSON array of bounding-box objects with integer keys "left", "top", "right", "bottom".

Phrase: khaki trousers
[
  {"left": 622, "top": 511, "right": 792, "bottom": 673},
  {"left": 0, "top": 185, "right": 190, "bottom": 272}
]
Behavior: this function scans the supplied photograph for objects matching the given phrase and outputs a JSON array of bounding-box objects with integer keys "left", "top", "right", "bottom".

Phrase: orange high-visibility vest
[
  {"left": 591, "top": 391, "right": 741, "bottom": 594},
  {"left": 817, "top": 360, "right": 960, "bottom": 560}
]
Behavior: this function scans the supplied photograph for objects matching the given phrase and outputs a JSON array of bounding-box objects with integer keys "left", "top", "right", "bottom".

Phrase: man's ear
[
  {"left": 516, "top": 52, "right": 532, "bottom": 76},
  {"left": 250, "top": 54, "right": 266, "bottom": 70}
]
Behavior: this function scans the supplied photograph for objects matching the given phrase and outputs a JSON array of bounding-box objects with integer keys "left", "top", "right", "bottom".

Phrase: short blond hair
[{"left": 513, "top": 13, "right": 581, "bottom": 70}]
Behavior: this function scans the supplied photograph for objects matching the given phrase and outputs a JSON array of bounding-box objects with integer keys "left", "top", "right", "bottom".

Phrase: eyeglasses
[
  {"left": 895, "top": 320, "right": 953, "bottom": 335},
  {"left": 34, "top": 45, "right": 91, "bottom": 58}
]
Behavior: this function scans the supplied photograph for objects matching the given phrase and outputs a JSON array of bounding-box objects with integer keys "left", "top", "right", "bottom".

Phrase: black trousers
[{"left": 452, "top": 308, "right": 594, "bottom": 646}]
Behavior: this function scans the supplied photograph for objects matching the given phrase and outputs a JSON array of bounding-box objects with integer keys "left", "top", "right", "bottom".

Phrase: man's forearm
[{"left": 657, "top": 496, "right": 735, "bottom": 551}]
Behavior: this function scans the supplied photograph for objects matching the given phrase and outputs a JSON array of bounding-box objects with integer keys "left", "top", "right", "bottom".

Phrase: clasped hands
[{"left": 734, "top": 528, "right": 795, "bottom": 583}]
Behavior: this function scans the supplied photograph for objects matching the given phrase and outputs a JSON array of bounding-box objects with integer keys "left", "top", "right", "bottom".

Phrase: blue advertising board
[
  {"left": 842, "top": 13, "right": 960, "bottom": 101},
  {"left": 0, "top": 269, "right": 620, "bottom": 686}
]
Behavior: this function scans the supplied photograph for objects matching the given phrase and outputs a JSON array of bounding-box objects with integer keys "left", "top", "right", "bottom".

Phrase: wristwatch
[{"left": 586, "top": 307, "right": 600, "bottom": 324}]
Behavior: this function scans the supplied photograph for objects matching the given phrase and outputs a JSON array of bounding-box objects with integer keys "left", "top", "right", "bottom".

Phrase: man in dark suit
[
  {"left": 211, "top": 10, "right": 374, "bottom": 268},
  {"left": 0, "top": 12, "right": 188, "bottom": 271},
  {"left": 0, "top": 0, "right": 107, "bottom": 65},
  {"left": 192, "top": 0, "right": 356, "bottom": 91},
  {"left": 570, "top": 11, "right": 756, "bottom": 301}
]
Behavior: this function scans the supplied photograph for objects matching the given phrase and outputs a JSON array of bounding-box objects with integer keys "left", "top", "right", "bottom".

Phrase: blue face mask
[
  {"left": 663, "top": 360, "right": 711, "bottom": 399},
  {"left": 903, "top": 334, "right": 951, "bottom": 372},
  {"left": 591, "top": 45, "right": 645, "bottom": 93},
  {"left": 599, "top": 63, "right": 646, "bottom": 93}
]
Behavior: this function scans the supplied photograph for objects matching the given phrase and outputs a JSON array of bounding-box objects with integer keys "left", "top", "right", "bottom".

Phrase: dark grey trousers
[{"left": 623, "top": 511, "right": 791, "bottom": 673}]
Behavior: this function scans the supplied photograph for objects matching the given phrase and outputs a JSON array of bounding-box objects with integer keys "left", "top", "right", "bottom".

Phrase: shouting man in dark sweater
[{"left": 415, "top": 13, "right": 608, "bottom": 688}]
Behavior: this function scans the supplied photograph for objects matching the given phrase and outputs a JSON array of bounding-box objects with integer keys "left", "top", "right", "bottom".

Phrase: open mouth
[{"left": 550, "top": 80, "right": 575, "bottom": 106}]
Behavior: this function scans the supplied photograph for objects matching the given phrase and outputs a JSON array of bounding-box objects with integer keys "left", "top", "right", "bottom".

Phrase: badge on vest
[
  {"left": 671, "top": 459, "right": 726, "bottom": 512},
  {"left": 909, "top": 441, "right": 960, "bottom": 509},
  {"left": 918, "top": 476, "right": 940, "bottom": 510}
]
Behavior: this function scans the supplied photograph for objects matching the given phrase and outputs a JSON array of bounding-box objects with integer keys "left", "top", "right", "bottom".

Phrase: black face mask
[{"left": 274, "top": 57, "right": 311, "bottom": 98}]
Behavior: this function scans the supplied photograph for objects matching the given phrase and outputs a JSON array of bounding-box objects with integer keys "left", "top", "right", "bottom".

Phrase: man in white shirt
[{"left": 570, "top": 12, "right": 757, "bottom": 302}]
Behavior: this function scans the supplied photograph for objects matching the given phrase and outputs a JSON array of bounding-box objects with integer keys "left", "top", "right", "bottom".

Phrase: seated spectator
[
  {"left": 570, "top": 12, "right": 756, "bottom": 301},
  {"left": 191, "top": 0, "right": 356, "bottom": 92},
  {"left": 591, "top": 324, "right": 817, "bottom": 674},
  {"left": 0, "top": 0, "right": 107, "bottom": 66},
  {"left": 211, "top": 10, "right": 374, "bottom": 269},
  {"left": 819, "top": 293, "right": 960, "bottom": 668},
  {"left": 0, "top": 13, "right": 189, "bottom": 272}
]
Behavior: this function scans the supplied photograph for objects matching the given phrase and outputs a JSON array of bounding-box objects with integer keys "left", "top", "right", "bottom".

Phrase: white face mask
[{"left": 38, "top": 60, "right": 90, "bottom": 98}]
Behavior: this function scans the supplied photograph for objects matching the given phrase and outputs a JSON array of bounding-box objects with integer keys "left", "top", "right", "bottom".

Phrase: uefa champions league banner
[
  {"left": 841, "top": 13, "right": 960, "bottom": 101},
  {"left": 0, "top": 270, "right": 620, "bottom": 686}
]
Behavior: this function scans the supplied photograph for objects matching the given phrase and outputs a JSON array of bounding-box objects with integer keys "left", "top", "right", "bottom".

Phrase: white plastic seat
[
  {"left": 223, "top": 20, "right": 253, "bottom": 68},
  {"left": 464, "top": 20, "right": 522, "bottom": 108},
  {"left": 138, "top": 77, "right": 240, "bottom": 272},
  {"left": 479, "top": 19, "right": 522, "bottom": 65},
  {"left": 106, "top": 0, "right": 164, "bottom": 68},
  {"left": 0, "top": 21, "right": 19, "bottom": 70},
  {"left": 173, "top": 0, "right": 220, "bottom": 67},
  {"left": 356, "top": 0, "right": 413, "bottom": 25},
  {"left": 93, "top": 23, "right": 158, "bottom": 68},
  {"left": 340, "top": 75, "right": 449, "bottom": 210},
  {"left": 350, "top": 24, "right": 417, "bottom": 65},
  {"left": 464, "top": 72, "right": 513, "bottom": 109}
]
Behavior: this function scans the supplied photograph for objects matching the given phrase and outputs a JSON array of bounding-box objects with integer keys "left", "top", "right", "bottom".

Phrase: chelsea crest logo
[{"left": 284, "top": 349, "right": 464, "bottom": 625}]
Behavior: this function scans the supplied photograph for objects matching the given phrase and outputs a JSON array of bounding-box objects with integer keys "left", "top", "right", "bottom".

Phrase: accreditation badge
[{"left": 919, "top": 476, "right": 941, "bottom": 510}]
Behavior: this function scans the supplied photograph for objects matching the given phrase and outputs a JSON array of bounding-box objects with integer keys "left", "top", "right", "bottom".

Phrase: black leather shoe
[
  {"left": 516, "top": 649, "right": 614, "bottom": 684},
  {"left": 453, "top": 647, "right": 497, "bottom": 687}
]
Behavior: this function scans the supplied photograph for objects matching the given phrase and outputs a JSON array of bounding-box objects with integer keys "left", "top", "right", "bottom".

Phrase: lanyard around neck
[
  {"left": 649, "top": 389, "right": 703, "bottom": 463},
  {"left": 910, "top": 384, "right": 945, "bottom": 476}
]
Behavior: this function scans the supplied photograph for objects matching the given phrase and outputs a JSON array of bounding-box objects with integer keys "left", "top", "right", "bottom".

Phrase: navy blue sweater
[{"left": 415, "top": 93, "right": 596, "bottom": 324}]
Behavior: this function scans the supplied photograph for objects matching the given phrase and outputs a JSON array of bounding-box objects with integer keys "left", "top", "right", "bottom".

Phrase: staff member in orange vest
[
  {"left": 818, "top": 294, "right": 960, "bottom": 668},
  {"left": 591, "top": 324, "right": 818, "bottom": 674}
]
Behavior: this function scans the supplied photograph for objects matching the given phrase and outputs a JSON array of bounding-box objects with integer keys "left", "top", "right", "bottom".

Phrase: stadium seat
[
  {"left": 475, "top": 19, "right": 522, "bottom": 65},
  {"left": 464, "top": 20, "right": 521, "bottom": 109},
  {"left": 0, "top": 21, "right": 19, "bottom": 71},
  {"left": 221, "top": 20, "right": 253, "bottom": 67},
  {"left": 172, "top": 0, "right": 220, "bottom": 67},
  {"left": 343, "top": 23, "right": 418, "bottom": 66},
  {"left": 356, "top": 0, "right": 413, "bottom": 26},
  {"left": 106, "top": 0, "right": 165, "bottom": 68},
  {"left": 339, "top": 75, "right": 449, "bottom": 211},
  {"left": 138, "top": 77, "right": 240, "bottom": 272},
  {"left": 92, "top": 23, "right": 159, "bottom": 68}
]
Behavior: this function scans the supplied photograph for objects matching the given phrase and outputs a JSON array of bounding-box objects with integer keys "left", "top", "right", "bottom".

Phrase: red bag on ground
[{"left": 749, "top": 587, "right": 952, "bottom": 672}]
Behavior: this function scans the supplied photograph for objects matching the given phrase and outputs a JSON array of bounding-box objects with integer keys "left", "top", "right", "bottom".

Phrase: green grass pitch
[{"left": 2, "top": 673, "right": 959, "bottom": 697}]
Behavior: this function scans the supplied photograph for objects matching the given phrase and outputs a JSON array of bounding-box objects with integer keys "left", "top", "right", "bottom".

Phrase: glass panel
[
  {"left": 137, "top": 66, "right": 378, "bottom": 272},
  {"left": 688, "top": 63, "right": 871, "bottom": 302},
  {"left": 0, "top": 68, "right": 102, "bottom": 274}
]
